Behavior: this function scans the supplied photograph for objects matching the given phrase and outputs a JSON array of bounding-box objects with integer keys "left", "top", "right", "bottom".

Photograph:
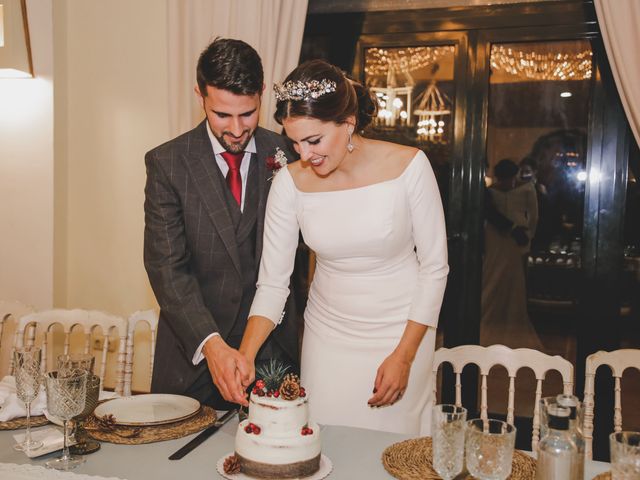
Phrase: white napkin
[
  {"left": 12, "top": 427, "right": 68, "bottom": 458},
  {"left": 0, "top": 375, "right": 47, "bottom": 422}
]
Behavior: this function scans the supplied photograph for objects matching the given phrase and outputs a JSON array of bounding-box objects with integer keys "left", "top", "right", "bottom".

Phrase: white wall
[
  {"left": 54, "top": 0, "right": 169, "bottom": 315},
  {"left": 0, "top": 0, "right": 54, "bottom": 309}
]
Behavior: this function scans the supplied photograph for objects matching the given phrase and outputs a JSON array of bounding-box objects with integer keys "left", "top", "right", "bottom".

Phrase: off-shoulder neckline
[{"left": 286, "top": 150, "right": 424, "bottom": 194}]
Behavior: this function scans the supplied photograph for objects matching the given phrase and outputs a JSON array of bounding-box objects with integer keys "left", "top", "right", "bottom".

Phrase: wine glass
[
  {"left": 13, "top": 347, "right": 44, "bottom": 452},
  {"left": 431, "top": 404, "right": 467, "bottom": 479},
  {"left": 69, "top": 373, "right": 101, "bottom": 455},
  {"left": 465, "top": 418, "right": 516, "bottom": 480},
  {"left": 57, "top": 353, "right": 95, "bottom": 375},
  {"left": 44, "top": 370, "right": 87, "bottom": 470}
]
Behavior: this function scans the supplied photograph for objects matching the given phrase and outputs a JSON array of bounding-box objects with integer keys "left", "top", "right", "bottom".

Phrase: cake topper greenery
[{"left": 255, "top": 359, "right": 291, "bottom": 393}]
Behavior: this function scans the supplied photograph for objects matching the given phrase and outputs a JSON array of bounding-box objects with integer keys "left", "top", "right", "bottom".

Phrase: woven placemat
[
  {"left": 592, "top": 472, "right": 611, "bottom": 480},
  {"left": 0, "top": 415, "right": 49, "bottom": 431},
  {"left": 84, "top": 406, "right": 217, "bottom": 445},
  {"left": 382, "top": 437, "right": 536, "bottom": 480}
]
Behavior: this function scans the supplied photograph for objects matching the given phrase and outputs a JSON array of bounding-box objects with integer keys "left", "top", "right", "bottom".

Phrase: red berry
[
  {"left": 273, "top": 390, "right": 280, "bottom": 398},
  {"left": 257, "top": 390, "right": 265, "bottom": 397},
  {"left": 245, "top": 425, "right": 253, "bottom": 433},
  {"left": 255, "top": 380, "right": 265, "bottom": 389},
  {"left": 300, "top": 391, "right": 306, "bottom": 397},
  {"left": 252, "top": 387, "right": 258, "bottom": 394},
  {"left": 307, "top": 428, "right": 313, "bottom": 435},
  {"left": 267, "top": 391, "right": 272, "bottom": 397},
  {"left": 299, "top": 387, "right": 306, "bottom": 394},
  {"left": 301, "top": 427, "right": 308, "bottom": 435},
  {"left": 253, "top": 425, "right": 261, "bottom": 435}
]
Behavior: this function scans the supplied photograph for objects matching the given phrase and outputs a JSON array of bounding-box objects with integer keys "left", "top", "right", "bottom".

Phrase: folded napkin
[{"left": 0, "top": 376, "right": 47, "bottom": 422}]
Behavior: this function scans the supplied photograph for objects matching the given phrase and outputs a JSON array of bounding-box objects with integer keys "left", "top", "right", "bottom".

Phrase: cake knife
[{"left": 168, "top": 408, "right": 237, "bottom": 460}]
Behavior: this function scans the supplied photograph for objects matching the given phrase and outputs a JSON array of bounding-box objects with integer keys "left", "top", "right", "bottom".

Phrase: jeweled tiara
[{"left": 273, "top": 79, "right": 337, "bottom": 102}]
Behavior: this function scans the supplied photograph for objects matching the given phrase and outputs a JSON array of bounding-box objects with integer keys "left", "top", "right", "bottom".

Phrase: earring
[{"left": 347, "top": 130, "right": 354, "bottom": 153}]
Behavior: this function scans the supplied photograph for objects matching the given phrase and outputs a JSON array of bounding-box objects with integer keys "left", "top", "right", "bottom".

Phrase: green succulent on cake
[{"left": 255, "top": 359, "right": 292, "bottom": 392}]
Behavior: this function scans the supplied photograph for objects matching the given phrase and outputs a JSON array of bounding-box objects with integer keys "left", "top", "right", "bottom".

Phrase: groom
[{"left": 144, "top": 38, "right": 298, "bottom": 408}]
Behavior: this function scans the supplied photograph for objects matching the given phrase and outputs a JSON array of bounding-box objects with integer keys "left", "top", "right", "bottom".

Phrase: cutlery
[{"left": 168, "top": 409, "right": 237, "bottom": 460}]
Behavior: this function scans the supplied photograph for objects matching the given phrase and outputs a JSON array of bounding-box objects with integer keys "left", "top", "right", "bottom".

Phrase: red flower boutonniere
[{"left": 266, "top": 147, "right": 288, "bottom": 180}]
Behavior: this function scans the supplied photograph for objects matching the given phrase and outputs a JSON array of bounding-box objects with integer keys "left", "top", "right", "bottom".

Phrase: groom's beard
[{"left": 216, "top": 129, "right": 254, "bottom": 154}]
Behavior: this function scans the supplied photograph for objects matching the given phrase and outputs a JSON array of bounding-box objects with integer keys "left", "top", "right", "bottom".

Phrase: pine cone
[
  {"left": 279, "top": 374, "right": 301, "bottom": 401},
  {"left": 96, "top": 414, "right": 117, "bottom": 432},
  {"left": 223, "top": 454, "right": 241, "bottom": 475}
]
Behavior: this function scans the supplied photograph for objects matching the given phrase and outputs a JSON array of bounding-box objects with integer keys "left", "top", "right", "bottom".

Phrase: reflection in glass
[
  {"left": 364, "top": 45, "right": 455, "bottom": 205},
  {"left": 481, "top": 40, "right": 593, "bottom": 419}
]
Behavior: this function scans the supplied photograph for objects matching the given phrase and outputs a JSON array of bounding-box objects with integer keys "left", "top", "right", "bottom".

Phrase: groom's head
[{"left": 195, "top": 38, "right": 264, "bottom": 153}]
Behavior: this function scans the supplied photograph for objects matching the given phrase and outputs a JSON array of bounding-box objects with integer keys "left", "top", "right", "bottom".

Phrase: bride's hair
[{"left": 274, "top": 60, "right": 377, "bottom": 132}]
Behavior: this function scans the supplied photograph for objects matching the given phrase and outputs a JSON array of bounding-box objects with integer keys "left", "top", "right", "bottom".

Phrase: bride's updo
[{"left": 274, "top": 59, "right": 377, "bottom": 132}]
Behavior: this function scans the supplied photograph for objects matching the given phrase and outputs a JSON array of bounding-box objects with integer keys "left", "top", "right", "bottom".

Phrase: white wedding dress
[{"left": 250, "top": 151, "right": 449, "bottom": 435}]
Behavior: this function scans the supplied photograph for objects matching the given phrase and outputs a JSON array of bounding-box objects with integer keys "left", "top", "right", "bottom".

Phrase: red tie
[{"left": 221, "top": 151, "right": 244, "bottom": 206}]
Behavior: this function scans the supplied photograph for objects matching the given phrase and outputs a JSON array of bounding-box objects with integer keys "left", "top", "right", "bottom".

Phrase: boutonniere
[{"left": 266, "top": 147, "right": 288, "bottom": 180}]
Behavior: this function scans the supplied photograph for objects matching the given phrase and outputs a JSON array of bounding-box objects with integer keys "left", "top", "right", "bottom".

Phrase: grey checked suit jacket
[{"left": 143, "top": 121, "right": 299, "bottom": 396}]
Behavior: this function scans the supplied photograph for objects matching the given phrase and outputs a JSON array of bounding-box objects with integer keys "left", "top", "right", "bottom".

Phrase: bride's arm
[
  {"left": 369, "top": 152, "right": 448, "bottom": 407},
  {"left": 239, "top": 167, "right": 301, "bottom": 386}
]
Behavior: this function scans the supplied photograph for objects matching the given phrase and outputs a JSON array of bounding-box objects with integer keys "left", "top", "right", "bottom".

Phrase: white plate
[
  {"left": 93, "top": 394, "right": 200, "bottom": 426},
  {"left": 216, "top": 453, "right": 332, "bottom": 480}
]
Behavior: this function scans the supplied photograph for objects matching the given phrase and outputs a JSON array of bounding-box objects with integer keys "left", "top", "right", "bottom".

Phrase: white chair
[
  {"left": 0, "top": 300, "right": 34, "bottom": 377},
  {"left": 433, "top": 344, "right": 574, "bottom": 452},
  {"left": 123, "top": 309, "right": 159, "bottom": 396},
  {"left": 583, "top": 349, "right": 640, "bottom": 460},
  {"left": 14, "top": 309, "right": 128, "bottom": 395}
]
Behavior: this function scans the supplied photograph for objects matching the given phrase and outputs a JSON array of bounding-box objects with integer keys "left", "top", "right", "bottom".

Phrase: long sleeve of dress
[
  {"left": 405, "top": 152, "right": 450, "bottom": 328},
  {"left": 249, "top": 168, "right": 300, "bottom": 325}
]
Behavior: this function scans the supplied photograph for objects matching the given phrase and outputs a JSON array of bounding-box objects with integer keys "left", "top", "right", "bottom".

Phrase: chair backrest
[
  {"left": 433, "top": 344, "right": 574, "bottom": 452},
  {"left": 583, "top": 349, "right": 640, "bottom": 460},
  {"left": 0, "top": 300, "right": 35, "bottom": 377},
  {"left": 14, "top": 309, "right": 128, "bottom": 395},
  {"left": 123, "top": 309, "right": 159, "bottom": 396}
]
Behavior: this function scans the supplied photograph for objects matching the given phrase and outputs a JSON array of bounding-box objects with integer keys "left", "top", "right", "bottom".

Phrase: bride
[{"left": 238, "top": 60, "right": 448, "bottom": 435}]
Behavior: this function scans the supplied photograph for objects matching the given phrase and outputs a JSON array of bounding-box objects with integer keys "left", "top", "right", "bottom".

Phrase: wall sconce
[{"left": 0, "top": 0, "right": 33, "bottom": 78}]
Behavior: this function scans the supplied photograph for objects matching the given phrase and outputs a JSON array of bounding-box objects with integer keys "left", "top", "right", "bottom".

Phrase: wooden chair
[
  {"left": 123, "top": 309, "right": 159, "bottom": 396},
  {"left": 14, "top": 309, "right": 128, "bottom": 395},
  {"left": 0, "top": 300, "right": 34, "bottom": 377},
  {"left": 583, "top": 349, "right": 640, "bottom": 460},
  {"left": 433, "top": 344, "right": 574, "bottom": 452}
]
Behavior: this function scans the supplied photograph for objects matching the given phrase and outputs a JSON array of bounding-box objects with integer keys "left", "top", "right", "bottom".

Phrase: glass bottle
[
  {"left": 556, "top": 394, "right": 585, "bottom": 480},
  {"left": 536, "top": 406, "right": 578, "bottom": 480}
]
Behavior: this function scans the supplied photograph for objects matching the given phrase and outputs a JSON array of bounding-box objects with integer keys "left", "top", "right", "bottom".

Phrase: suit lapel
[{"left": 183, "top": 121, "right": 242, "bottom": 276}]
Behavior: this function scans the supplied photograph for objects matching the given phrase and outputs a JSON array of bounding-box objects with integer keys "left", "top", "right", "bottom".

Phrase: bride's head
[{"left": 273, "top": 60, "right": 377, "bottom": 174}]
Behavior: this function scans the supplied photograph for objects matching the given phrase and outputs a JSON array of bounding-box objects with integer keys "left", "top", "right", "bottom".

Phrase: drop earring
[{"left": 347, "top": 129, "right": 354, "bottom": 153}]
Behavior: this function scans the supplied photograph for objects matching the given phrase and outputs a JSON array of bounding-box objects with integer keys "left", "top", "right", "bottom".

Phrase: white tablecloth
[
  {"left": 0, "top": 420, "right": 611, "bottom": 479},
  {"left": 0, "top": 463, "right": 125, "bottom": 480}
]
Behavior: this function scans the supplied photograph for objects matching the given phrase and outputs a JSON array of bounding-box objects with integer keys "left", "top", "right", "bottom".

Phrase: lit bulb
[
  {"left": 392, "top": 98, "right": 403, "bottom": 108},
  {"left": 400, "top": 111, "right": 408, "bottom": 119}
]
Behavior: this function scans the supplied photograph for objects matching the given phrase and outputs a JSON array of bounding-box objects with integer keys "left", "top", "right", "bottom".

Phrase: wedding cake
[{"left": 227, "top": 373, "right": 321, "bottom": 479}]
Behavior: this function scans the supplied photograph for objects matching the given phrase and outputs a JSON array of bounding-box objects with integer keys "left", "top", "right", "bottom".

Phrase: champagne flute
[
  {"left": 44, "top": 370, "right": 87, "bottom": 470},
  {"left": 13, "top": 347, "right": 44, "bottom": 452}
]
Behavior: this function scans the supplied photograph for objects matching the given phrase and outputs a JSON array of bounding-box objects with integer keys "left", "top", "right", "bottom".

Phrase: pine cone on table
[{"left": 223, "top": 454, "right": 241, "bottom": 475}]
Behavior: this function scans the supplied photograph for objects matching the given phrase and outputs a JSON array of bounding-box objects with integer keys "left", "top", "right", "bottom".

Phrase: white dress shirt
[{"left": 192, "top": 123, "right": 257, "bottom": 365}]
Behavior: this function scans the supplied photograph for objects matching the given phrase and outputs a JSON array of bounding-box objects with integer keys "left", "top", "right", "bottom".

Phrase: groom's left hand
[{"left": 368, "top": 351, "right": 412, "bottom": 407}]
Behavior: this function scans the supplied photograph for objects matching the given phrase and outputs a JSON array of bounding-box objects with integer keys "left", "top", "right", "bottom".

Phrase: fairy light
[{"left": 490, "top": 45, "right": 592, "bottom": 81}]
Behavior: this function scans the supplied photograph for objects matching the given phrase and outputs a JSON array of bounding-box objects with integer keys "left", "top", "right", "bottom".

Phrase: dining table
[{"left": 0, "top": 416, "right": 612, "bottom": 480}]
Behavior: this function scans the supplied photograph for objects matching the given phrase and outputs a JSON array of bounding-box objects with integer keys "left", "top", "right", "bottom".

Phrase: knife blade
[{"left": 168, "top": 408, "right": 237, "bottom": 460}]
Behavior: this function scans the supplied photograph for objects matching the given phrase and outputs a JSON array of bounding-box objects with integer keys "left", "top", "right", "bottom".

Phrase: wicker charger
[
  {"left": 84, "top": 406, "right": 217, "bottom": 445},
  {"left": 382, "top": 437, "right": 537, "bottom": 480},
  {"left": 592, "top": 472, "right": 612, "bottom": 480},
  {"left": 0, "top": 415, "right": 49, "bottom": 431}
]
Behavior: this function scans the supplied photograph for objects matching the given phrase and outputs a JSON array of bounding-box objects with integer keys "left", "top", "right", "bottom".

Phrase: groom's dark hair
[{"left": 196, "top": 37, "right": 264, "bottom": 96}]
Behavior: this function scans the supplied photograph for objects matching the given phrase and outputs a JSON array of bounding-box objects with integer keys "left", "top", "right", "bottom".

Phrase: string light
[
  {"left": 365, "top": 46, "right": 455, "bottom": 77},
  {"left": 490, "top": 45, "right": 592, "bottom": 81}
]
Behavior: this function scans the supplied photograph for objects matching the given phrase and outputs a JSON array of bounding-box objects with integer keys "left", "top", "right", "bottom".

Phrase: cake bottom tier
[{"left": 236, "top": 453, "right": 321, "bottom": 479}]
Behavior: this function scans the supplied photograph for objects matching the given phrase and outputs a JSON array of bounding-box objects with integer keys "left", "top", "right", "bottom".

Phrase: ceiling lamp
[{"left": 0, "top": 0, "right": 33, "bottom": 78}]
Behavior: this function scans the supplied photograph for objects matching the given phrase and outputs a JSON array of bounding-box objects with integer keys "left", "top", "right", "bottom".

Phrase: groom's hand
[{"left": 203, "top": 336, "right": 250, "bottom": 407}]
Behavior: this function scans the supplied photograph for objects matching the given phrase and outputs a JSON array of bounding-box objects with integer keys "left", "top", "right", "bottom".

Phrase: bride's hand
[{"left": 367, "top": 350, "right": 412, "bottom": 407}]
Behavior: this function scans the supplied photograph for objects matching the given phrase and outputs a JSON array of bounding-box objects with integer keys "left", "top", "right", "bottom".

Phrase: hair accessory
[{"left": 273, "top": 79, "right": 337, "bottom": 101}]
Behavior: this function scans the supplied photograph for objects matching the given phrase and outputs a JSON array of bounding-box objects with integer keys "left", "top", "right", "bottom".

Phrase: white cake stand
[{"left": 216, "top": 453, "right": 333, "bottom": 480}]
